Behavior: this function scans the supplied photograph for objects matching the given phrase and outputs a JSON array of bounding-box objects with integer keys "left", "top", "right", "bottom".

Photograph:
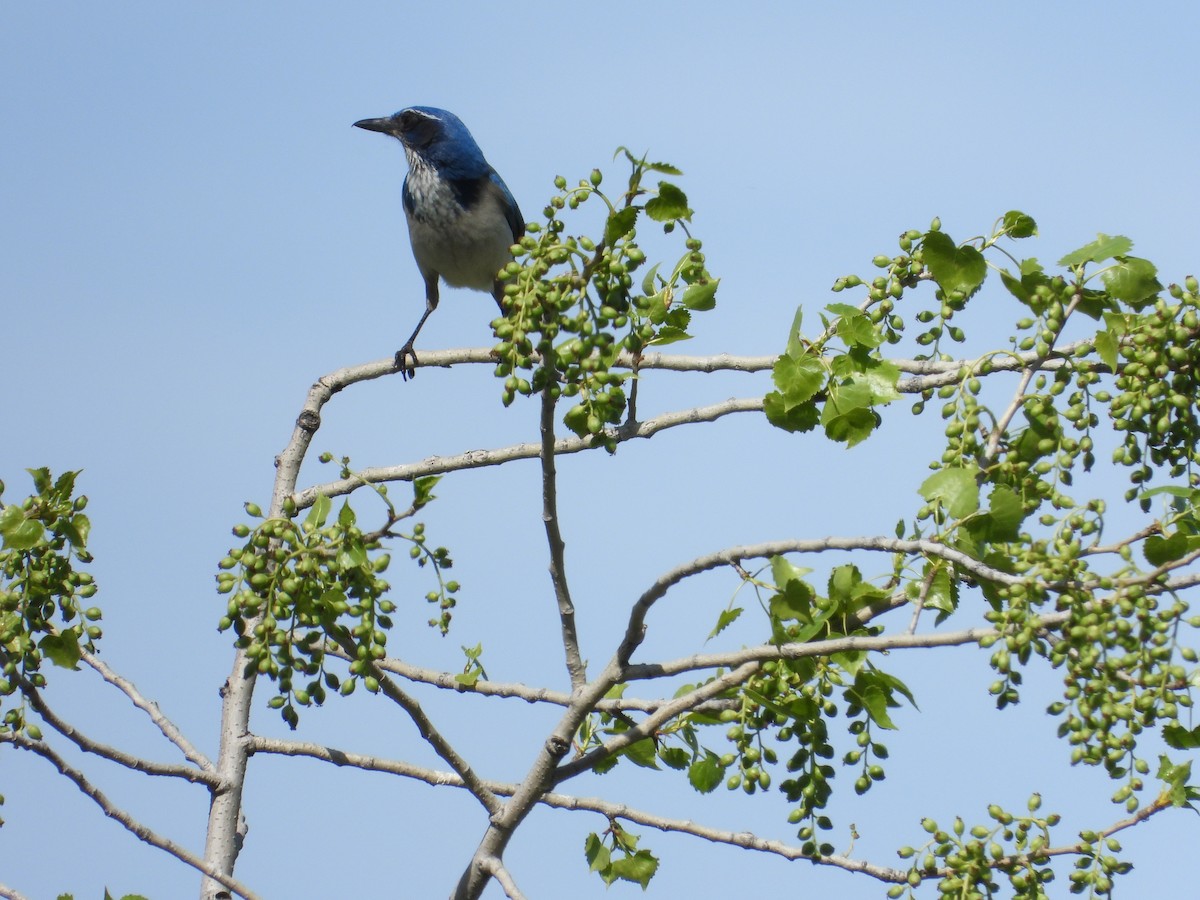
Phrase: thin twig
[
  {"left": 81, "top": 649, "right": 214, "bottom": 774},
  {"left": 18, "top": 676, "right": 217, "bottom": 786},
  {"left": 539, "top": 375, "right": 587, "bottom": 688},
  {"left": 1, "top": 733, "right": 260, "bottom": 900},
  {"left": 292, "top": 396, "right": 764, "bottom": 509}
]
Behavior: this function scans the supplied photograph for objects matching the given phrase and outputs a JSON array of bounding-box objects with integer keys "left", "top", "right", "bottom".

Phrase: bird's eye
[{"left": 399, "top": 111, "right": 439, "bottom": 147}]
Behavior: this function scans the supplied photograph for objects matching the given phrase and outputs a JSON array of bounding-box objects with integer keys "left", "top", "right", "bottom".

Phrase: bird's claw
[{"left": 394, "top": 344, "right": 418, "bottom": 380}]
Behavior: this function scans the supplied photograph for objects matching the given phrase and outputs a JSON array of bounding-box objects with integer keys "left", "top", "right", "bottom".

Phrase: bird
[{"left": 353, "top": 106, "right": 525, "bottom": 379}]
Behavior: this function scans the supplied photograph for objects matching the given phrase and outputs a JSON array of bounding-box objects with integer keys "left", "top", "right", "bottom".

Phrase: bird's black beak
[{"left": 353, "top": 117, "right": 394, "bottom": 135}]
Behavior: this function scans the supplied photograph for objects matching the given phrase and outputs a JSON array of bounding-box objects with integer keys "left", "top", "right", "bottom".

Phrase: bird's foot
[{"left": 394, "top": 343, "right": 418, "bottom": 380}]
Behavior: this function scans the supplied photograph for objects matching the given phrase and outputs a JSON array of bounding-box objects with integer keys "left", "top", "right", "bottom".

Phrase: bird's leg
[{"left": 395, "top": 275, "right": 439, "bottom": 380}]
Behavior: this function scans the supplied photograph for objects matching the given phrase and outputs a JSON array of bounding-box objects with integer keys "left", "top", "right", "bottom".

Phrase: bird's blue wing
[{"left": 488, "top": 170, "right": 525, "bottom": 241}]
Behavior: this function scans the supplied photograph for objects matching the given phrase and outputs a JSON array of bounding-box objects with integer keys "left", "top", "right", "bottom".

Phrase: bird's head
[{"left": 353, "top": 106, "right": 489, "bottom": 179}]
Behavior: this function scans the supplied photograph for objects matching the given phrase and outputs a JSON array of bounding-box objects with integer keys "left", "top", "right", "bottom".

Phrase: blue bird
[{"left": 354, "top": 106, "right": 525, "bottom": 379}]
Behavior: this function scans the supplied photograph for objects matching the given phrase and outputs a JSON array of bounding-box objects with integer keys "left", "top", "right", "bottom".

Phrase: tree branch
[
  {"left": 327, "top": 645, "right": 734, "bottom": 713},
  {"left": 478, "top": 857, "right": 528, "bottom": 900},
  {"left": 291, "top": 396, "right": 764, "bottom": 510},
  {"left": 18, "top": 675, "right": 217, "bottom": 786},
  {"left": 1, "top": 733, "right": 260, "bottom": 900},
  {"left": 81, "top": 649, "right": 214, "bottom": 774},
  {"left": 539, "top": 376, "right": 587, "bottom": 688},
  {"left": 0, "top": 882, "right": 31, "bottom": 900}
]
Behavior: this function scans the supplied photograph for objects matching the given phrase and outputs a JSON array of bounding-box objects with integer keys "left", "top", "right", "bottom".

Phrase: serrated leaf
[
  {"left": 337, "top": 502, "right": 356, "bottom": 528},
  {"left": 1164, "top": 724, "right": 1200, "bottom": 751},
  {"left": 65, "top": 513, "right": 91, "bottom": 549},
  {"left": 772, "top": 350, "right": 825, "bottom": 404},
  {"left": 609, "top": 849, "right": 660, "bottom": 888},
  {"left": 649, "top": 325, "right": 692, "bottom": 346},
  {"left": 604, "top": 206, "right": 638, "bottom": 245},
  {"left": 645, "top": 160, "right": 682, "bottom": 175},
  {"left": 1144, "top": 531, "right": 1190, "bottom": 567},
  {"left": 1058, "top": 234, "right": 1132, "bottom": 268},
  {"left": 1095, "top": 328, "right": 1118, "bottom": 371},
  {"left": 821, "top": 380, "right": 880, "bottom": 447},
  {"left": 835, "top": 309, "right": 882, "bottom": 349},
  {"left": 585, "top": 833, "right": 611, "bottom": 873},
  {"left": 922, "top": 231, "right": 987, "bottom": 297},
  {"left": 0, "top": 506, "right": 43, "bottom": 551},
  {"left": 1003, "top": 211, "right": 1038, "bottom": 238},
  {"left": 763, "top": 393, "right": 820, "bottom": 433},
  {"left": 707, "top": 606, "right": 743, "bottom": 640},
  {"left": 923, "top": 564, "right": 957, "bottom": 614},
  {"left": 1102, "top": 256, "right": 1162, "bottom": 307},
  {"left": 984, "top": 485, "right": 1025, "bottom": 541},
  {"left": 639, "top": 262, "right": 662, "bottom": 297},
  {"left": 623, "top": 738, "right": 659, "bottom": 769},
  {"left": 682, "top": 279, "right": 718, "bottom": 311},
  {"left": 413, "top": 475, "right": 440, "bottom": 509},
  {"left": 453, "top": 670, "right": 480, "bottom": 687},
  {"left": 658, "top": 746, "right": 689, "bottom": 770},
  {"left": 919, "top": 467, "right": 980, "bottom": 518},
  {"left": 306, "top": 494, "right": 331, "bottom": 530},
  {"left": 644, "top": 182, "right": 691, "bottom": 222},
  {"left": 688, "top": 750, "right": 725, "bottom": 794},
  {"left": 40, "top": 631, "right": 82, "bottom": 670}
]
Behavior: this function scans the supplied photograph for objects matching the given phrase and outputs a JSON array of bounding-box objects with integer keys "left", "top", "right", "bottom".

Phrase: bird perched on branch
[{"left": 353, "top": 106, "right": 525, "bottom": 379}]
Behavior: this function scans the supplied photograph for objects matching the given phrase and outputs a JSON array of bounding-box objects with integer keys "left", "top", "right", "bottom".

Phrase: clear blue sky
[{"left": 3, "top": 3, "right": 1198, "bottom": 898}]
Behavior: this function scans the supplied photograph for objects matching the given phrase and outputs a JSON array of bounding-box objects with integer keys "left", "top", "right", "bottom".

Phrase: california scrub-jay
[{"left": 354, "top": 106, "right": 525, "bottom": 379}]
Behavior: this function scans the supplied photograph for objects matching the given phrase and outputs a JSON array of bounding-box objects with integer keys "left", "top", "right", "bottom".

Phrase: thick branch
[{"left": 2, "top": 733, "right": 260, "bottom": 900}]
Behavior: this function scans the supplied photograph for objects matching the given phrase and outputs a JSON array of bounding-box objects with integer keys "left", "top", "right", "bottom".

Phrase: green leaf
[
  {"left": 688, "top": 750, "right": 725, "bottom": 794},
  {"left": 658, "top": 746, "right": 689, "bottom": 770},
  {"left": 923, "top": 564, "right": 958, "bottom": 616},
  {"left": 1144, "top": 531, "right": 1190, "bottom": 567},
  {"left": 65, "top": 513, "right": 91, "bottom": 549},
  {"left": 337, "top": 502, "right": 356, "bottom": 528},
  {"left": 834, "top": 308, "right": 882, "bottom": 349},
  {"left": 306, "top": 494, "right": 331, "bottom": 530},
  {"left": 1164, "top": 724, "right": 1200, "bottom": 751},
  {"left": 39, "top": 631, "right": 82, "bottom": 670},
  {"left": 821, "top": 380, "right": 880, "bottom": 447},
  {"left": 1157, "top": 755, "right": 1196, "bottom": 807},
  {"left": 1102, "top": 256, "right": 1162, "bottom": 307},
  {"left": 922, "top": 231, "right": 987, "bottom": 298},
  {"left": 644, "top": 160, "right": 683, "bottom": 176},
  {"left": 977, "top": 485, "right": 1025, "bottom": 542},
  {"left": 453, "top": 670, "right": 480, "bottom": 687},
  {"left": 919, "top": 467, "right": 980, "bottom": 518},
  {"left": 1058, "top": 233, "right": 1133, "bottom": 268},
  {"left": 622, "top": 738, "right": 659, "bottom": 769},
  {"left": 413, "top": 475, "right": 440, "bottom": 510},
  {"left": 604, "top": 206, "right": 638, "bottom": 245},
  {"left": 649, "top": 325, "right": 692, "bottom": 346},
  {"left": 0, "top": 505, "right": 43, "bottom": 550},
  {"left": 1094, "top": 328, "right": 1118, "bottom": 371},
  {"left": 771, "top": 350, "right": 825, "bottom": 405},
  {"left": 644, "top": 182, "right": 691, "bottom": 222},
  {"left": 639, "top": 262, "right": 662, "bottom": 296},
  {"left": 1002, "top": 211, "right": 1038, "bottom": 239},
  {"left": 681, "top": 279, "right": 718, "bottom": 311},
  {"left": 608, "top": 849, "right": 660, "bottom": 889},
  {"left": 763, "top": 393, "right": 820, "bottom": 433},
  {"left": 707, "top": 606, "right": 743, "bottom": 640},
  {"left": 585, "top": 833, "right": 611, "bottom": 873}
]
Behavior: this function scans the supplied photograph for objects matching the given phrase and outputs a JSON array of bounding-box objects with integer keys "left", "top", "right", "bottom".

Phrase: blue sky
[{"left": 3, "top": 3, "right": 1199, "bottom": 898}]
